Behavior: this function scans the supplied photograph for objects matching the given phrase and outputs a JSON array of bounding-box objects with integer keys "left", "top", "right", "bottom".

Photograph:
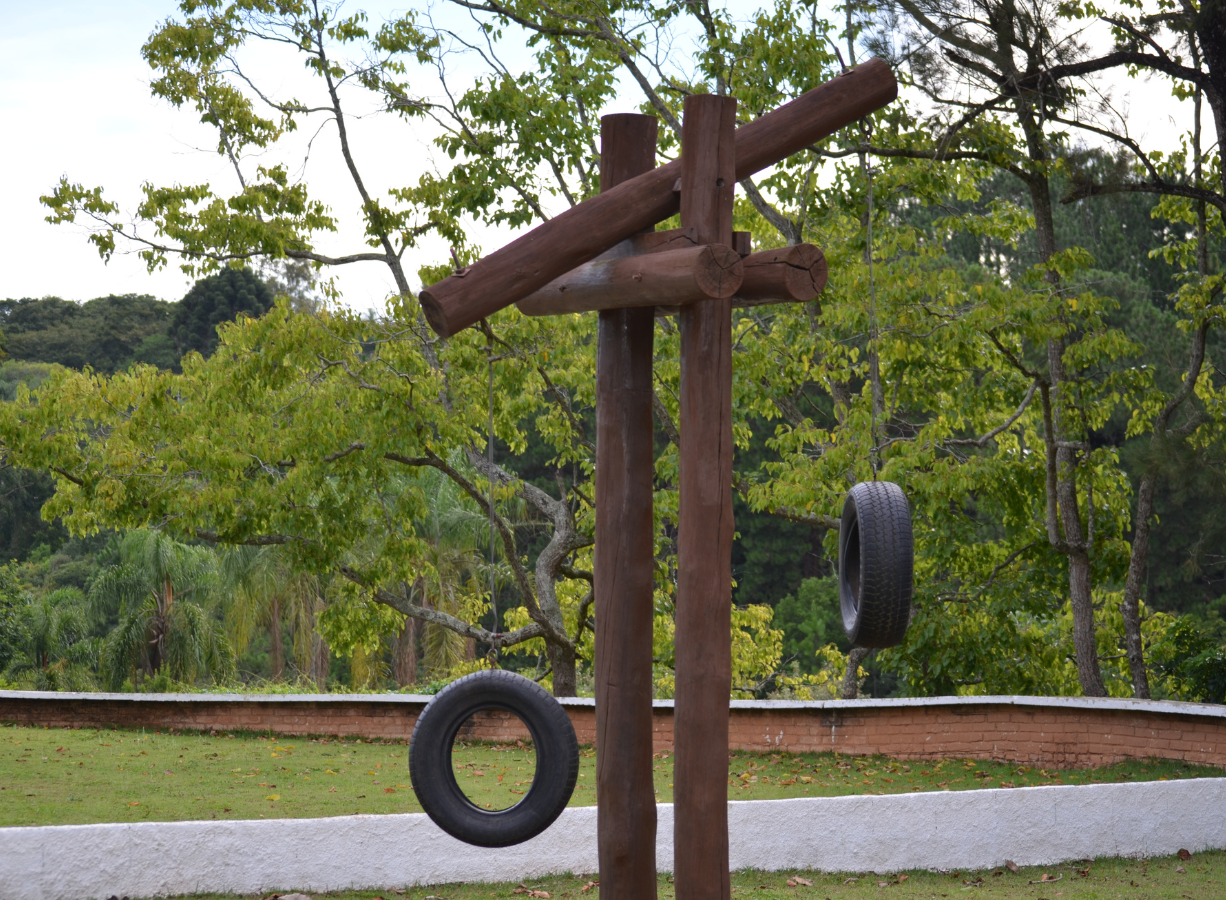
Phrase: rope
[
  {"left": 487, "top": 342, "right": 499, "bottom": 664},
  {"left": 861, "top": 123, "right": 881, "bottom": 480}
]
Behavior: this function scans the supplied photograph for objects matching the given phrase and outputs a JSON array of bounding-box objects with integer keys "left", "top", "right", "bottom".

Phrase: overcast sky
[{"left": 0, "top": 1, "right": 1196, "bottom": 314}]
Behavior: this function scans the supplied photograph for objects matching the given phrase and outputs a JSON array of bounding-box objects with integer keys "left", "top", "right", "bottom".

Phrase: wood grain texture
[
  {"left": 515, "top": 244, "right": 743, "bottom": 315},
  {"left": 418, "top": 59, "right": 896, "bottom": 337},
  {"left": 736, "top": 244, "right": 828, "bottom": 304},
  {"left": 592, "top": 228, "right": 752, "bottom": 261},
  {"left": 674, "top": 93, "right": 736, "bottom": 900},
  {"left": 594, "top": 113, "right": 659, "bottom": 900}
]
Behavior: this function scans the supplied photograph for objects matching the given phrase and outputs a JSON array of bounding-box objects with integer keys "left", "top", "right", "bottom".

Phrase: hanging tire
[
  {"left": 409, "top": 669, "right": 579, "bottom": 847},
  {"left": 839, "top": 480, "right": 914, "bottom": 648}
]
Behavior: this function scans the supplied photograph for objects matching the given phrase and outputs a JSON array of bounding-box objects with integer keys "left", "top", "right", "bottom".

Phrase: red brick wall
[{"left": 1, "top": 693, "right": 1222, "bottom": 769}]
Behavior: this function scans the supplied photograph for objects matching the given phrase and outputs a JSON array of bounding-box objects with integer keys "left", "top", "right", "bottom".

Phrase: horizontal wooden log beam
[
  {"left": 736, "top": 244, "right": 828, "bottom": 306},
  {"left": 420, "top": 59, "right": 896, "bottom": 337},
  {"left": 516, "top": 245, "right": 743, "bottom": 316}
]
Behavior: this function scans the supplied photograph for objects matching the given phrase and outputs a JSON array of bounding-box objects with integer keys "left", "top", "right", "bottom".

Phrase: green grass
[
  {"left": 148, "top": 852, "right": 1226, "bottom": 899},
  {"left": 0, "top": 721, "right": 1221, "bottom": 827}
]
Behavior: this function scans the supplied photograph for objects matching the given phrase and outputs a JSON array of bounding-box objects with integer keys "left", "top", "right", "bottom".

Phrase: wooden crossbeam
[
  {"left": 419, "top": 59, "right": 896, "bottom": 337},
  {"left": 516, "top": 227, "right": 826, "bottom": 316},
  {"left": 738, "top": 244, "right": 828, "bottom": 305},
  {"left": 515, "top": 244, "right": 742, "bottom": 316}
]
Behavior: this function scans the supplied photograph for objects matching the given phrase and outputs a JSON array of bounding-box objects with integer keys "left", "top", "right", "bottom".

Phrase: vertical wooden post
[
  {"left": 674, "top": 94, "right": 737, "bottom": 900},
  {"left": 595, "top": 113, "right": 660, "bottom": 900}
]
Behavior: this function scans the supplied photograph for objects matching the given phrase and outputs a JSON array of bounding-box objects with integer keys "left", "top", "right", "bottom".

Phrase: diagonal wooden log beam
[
  {"left": 515, "top": 244, "right": 742, "bottom": 316},
  {"left": 419, "top": 59, "right": 896, "bottom": 337},
  {"left": 592, "top": 227, "right": 752, "bottom": 261}
]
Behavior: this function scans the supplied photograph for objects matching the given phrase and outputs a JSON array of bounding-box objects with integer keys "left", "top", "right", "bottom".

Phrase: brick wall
[{"left": 1, "top": 691, "right": 1223, "bottom": 769}]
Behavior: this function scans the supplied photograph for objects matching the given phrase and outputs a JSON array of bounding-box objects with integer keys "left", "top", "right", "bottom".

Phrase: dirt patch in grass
[
  {"left": 0, "top": 721, "right": 1220, "bottom": 827},
  {"left": 144, "top": 851, "right": 1226, "bottom": 899}
]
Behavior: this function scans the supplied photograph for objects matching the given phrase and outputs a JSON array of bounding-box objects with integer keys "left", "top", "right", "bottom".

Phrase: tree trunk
[
  {"left": 269, "top": 594, "right": 284, "bottom": 681},
  {"left": 311, "top": 632, "right": 330, "bottom": 690},
  {"left": 1025, "top": 135, "right": 1106, "bottom": 697},
  {"left": 1120, "top": 471, "right": 1156, "bottom": 698},
  {"left": 841, "top": 647, "right": 871, "bottom": 699},
  {"left": 547, "top": 638, "right": 578, "bottom": 697},
  {"left": 393, "top": 616, "right": 418, "bottom": 688}
]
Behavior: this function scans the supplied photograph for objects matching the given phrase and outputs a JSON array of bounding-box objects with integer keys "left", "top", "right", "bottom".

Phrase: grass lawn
[
  {"left": 148, "top": 852, "right": 1226, "bottom": 899},
  {"left": 1, "top": 721, "right": 1221, "bottom": 827}
]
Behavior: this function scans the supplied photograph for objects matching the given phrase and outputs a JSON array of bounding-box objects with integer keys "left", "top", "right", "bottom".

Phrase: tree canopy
[{"left": 2, "top": 0, "right": 1224, "bottom": 700}]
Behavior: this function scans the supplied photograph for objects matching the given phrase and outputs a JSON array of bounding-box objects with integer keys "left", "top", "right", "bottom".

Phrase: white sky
[{"left": 0, "top": 1, "right": 1197, "bottom": 314}]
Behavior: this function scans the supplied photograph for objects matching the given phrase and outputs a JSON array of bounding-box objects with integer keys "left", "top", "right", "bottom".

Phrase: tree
[
  {"left": 172, "top": 268, "right": 275, "bottom": 359},
  {"left": 773, "top": 576, "right": 847, "bottom": 674},
  {"left": 858, "top": 0, "right": 1220, "bottom": 697},
  {"left": 2, "top": 587, "right": 97, "bottom": 690},
  {"left": 0, "top": 564, "right": 30, "bottom": 675},
  {"left": 89, "top": 530, "right": 233, "bottom": 688},
  {"left": 18, "top": 0, "right": 1223, "bottom": 702},
  {"left": 221, "top": 544, "right": 325, "bottom": 682},
  {"left": 1050, "top": 0, "right": 1226, "bottom": 698},
  {"left": 0, "top": 295, "right": 176, "bottom": 374}
]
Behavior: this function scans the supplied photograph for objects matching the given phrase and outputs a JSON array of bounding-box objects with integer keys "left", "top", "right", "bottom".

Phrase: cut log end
[
  {"left": 694, "top": 244, "right": 745, "bottom": 299},
  {"left": 737, "top": 244, "right": 828, "bottom": 302},
  {"left": 418, "top": 289, "right": 453, "bottom": 338}
]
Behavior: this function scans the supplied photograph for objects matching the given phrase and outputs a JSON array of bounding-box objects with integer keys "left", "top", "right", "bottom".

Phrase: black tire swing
[
  {"left": 839, "top": 481, "right": 913, "bottom": 647},
  {"left": 409, "top": 669, "right": 579, "bottom": 847},
  {"left": 838, "top": 140, "right": 914, "bottom": 651},
  {"left": 409, "top": 346, "right": 579, "bottom": 848}
]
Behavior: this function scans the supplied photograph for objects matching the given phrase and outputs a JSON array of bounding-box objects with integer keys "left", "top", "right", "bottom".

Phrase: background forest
[{"left": 0, "top": 0, "right": 1223, "bottom": 702}]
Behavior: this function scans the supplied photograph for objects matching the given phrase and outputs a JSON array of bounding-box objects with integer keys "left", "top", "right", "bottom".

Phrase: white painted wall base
[{"left": 4, "top": 779, "right": 1225, "bottom": 900}]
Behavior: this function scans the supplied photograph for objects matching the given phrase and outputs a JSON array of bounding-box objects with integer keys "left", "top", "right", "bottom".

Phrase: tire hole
[{"left": 451, "top": 716, "right": 537, "bottom": 811}]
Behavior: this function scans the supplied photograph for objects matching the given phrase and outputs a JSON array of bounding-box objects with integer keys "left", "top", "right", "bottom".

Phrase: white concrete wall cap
[{"left": 2, "top": 779, "right": 1224, "bottom": 900}]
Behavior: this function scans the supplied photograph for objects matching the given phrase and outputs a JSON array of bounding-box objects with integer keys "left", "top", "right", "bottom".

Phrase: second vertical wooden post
[
  {"left": 674, "top": 94, "right": 737, "bottom": 900},
  {"left": 594, "top": 113, "right": 660, "bottom": 900}
]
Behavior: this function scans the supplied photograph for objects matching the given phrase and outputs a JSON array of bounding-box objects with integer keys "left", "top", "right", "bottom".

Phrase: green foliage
[
  {"left": 0, "top": 296, "right": 175, "bottom": 375},
  {"left": 3, "top": 587, "right": 98, "bottom": 690},
  {"left": 172, "top": 268, "right": 274, "bottom": 359},
  {"left": 1147, "top": 615, "right": 1226, "bottom": 703},
  {"left": 89, "top": 530, "right": 233, "bottom": 689},
  {"left": 0, "top": 564, "right": 30, "bottom": 673},
  {"left": 10, "top": 0, "right": 1226, "bottom": 702},
  {"left": 774, "top": 577, "right": 848, "bottom": 674}
]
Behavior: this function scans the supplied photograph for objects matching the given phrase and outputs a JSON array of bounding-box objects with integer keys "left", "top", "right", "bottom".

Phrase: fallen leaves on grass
[
  {"left": 1028, "top": 873, "right": 1061, "bottom": 884},
  {"left": 786, "top": 876, "right": 812, "bottom": 886},
  {"left": 512, "top": 884, "right": 550, "bottom": 897},
  {"left": 580, "top": 881, "right": 598, "bottom": 892}
]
